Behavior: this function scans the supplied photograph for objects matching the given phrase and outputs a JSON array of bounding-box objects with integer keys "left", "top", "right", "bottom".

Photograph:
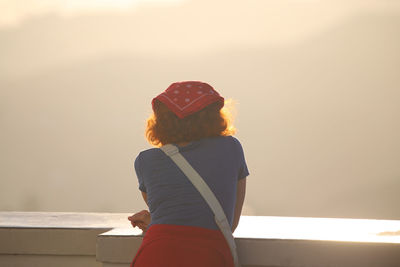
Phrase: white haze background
[{"left": 1, "top": 0, "right": 400, "bottom": 219}]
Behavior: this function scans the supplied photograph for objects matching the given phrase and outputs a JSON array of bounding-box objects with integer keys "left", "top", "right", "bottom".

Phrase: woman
[{"left": 128, "top": 81, "right": 249, "bottom": 267}]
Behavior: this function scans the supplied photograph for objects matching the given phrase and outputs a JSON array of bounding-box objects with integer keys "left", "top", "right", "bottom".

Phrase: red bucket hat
[{"left": 152, "top": 81, "right": 224, "bottom": 119}]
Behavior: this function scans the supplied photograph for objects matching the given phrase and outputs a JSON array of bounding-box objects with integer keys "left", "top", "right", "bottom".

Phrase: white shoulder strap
[{"left": 160, "top": 144, "right": 241, "bottom": 267}]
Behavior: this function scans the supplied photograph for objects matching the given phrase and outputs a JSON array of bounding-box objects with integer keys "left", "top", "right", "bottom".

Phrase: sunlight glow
[{"left": 235, "top": 216, "right": 400, "bottom": 243}]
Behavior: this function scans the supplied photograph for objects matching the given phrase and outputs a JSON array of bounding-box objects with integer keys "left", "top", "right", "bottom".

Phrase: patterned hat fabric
[{"left": 152, "top": 81, "right": 224, "bottom": 119}]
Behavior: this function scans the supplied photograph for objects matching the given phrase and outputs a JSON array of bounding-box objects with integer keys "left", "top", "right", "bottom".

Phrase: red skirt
[{"left": 131, "top": 224, "right": 234, "bottom": 267}]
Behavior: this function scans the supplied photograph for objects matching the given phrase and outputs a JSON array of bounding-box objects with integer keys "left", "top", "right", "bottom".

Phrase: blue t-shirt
[{"left": 134, "top": 136, "right": 249, "bottom": 230}]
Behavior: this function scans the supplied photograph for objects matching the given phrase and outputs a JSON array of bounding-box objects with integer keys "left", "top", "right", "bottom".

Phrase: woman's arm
[
  {"left": 127, "top": 192, "right": 150, "bottom": 232},
  {"left": 141, "top": 191, "right": 148, "bottom": 205},
  {"left": 232, "top": 178, "right": 246, "bottom": 232}
]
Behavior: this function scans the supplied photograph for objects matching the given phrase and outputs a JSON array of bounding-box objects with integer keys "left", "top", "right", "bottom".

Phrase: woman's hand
[{"left": 128, "top": 210, "right": 151, "bottom": 232}]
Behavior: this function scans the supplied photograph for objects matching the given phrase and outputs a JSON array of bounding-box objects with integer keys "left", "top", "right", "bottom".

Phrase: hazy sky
[
  {"left": 1, "top": 0, "right": 399, "bottom": 220},
  {"left": 2, "top": 0, "right": 400, "bottom": 79},
  {"left": 0, "top": 0, "right": 185, "bottom": 27}
]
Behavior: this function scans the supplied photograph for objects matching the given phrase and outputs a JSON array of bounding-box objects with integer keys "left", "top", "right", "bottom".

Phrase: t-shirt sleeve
[
  {"left": 134, "top": 153, "right": 147, "bottom": 193},
  {"left": 233, "top": 137, "right": 249, "bottom": 180}
]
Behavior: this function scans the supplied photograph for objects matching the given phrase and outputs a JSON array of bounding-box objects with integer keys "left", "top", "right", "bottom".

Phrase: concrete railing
[
  {"left": 0, "top": 212, "right": 133, "bottom": 267},
  {"left": 1, "top": 212, "right": 400, "bottom": 267}
]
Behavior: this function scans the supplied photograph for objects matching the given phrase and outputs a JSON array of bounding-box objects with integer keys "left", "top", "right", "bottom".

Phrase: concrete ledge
[
  {"left": 96, "top": 216, "right": 400, "bottom": 267},
  {"left": 0, "top": 228, "right": 105, "bottom": 255},
  {"left": 0, "top": 255, "right": 101, "bottom": 267},
  {"left": 0, "top": 212, "right": 133, "bottom": 267},
  {"left": 237, "top": 238, "right": 400, "bottom": 267},
  {"left": 0, "top": 212, "right": 132, "bottom": 256},
  {"left": 96, "top": 228, "right": 142, "bottom": 263},
  {"left": 96, "top": 230, "right": 400, "bottom": 267},
  {"left": 1, "top": 212, "right": 400, "bottom": 267},
  {"left": 0, "top": 211, "right": 130, "bottom": 229}
]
